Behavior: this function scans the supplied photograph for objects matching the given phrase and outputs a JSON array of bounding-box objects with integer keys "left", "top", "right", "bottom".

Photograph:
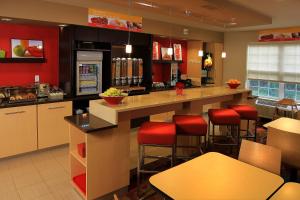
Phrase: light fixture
[
  {"left": 58, "top": 24, "right": 67, "bottom": 27},
  {"left": 136, "top": 1, "right": 158, "bottom": 8},
  {"left": 185, "top": 10, "right": 192, "bottom": 17},
  {"left": 198, "top": 50, "right": 204, "bottom": 57},
  {"left": 167, "top": 8, "right": 173, "bottom": 56},
  {"left": 1, "top": 18, "right": 12, "bottom": 21},
  {"left": 221, "top": 51, "right": 227, "bottom": 58},
  {"left": 126, "top": 0, "right": 132, "bottom": 54},
  {"left": 126, "top": 44, "right": 132, "bottom": 54},
  {"left": 228, "top": 18, "right": 237, "bottom": 26},
  {"left": 167, "top": 47, "right": 173, "bottom": 56}
]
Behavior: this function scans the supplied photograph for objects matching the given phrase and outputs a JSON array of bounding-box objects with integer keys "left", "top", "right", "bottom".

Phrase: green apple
[{"left": 13, "top": 45, "right": 25, "bottom": 57}]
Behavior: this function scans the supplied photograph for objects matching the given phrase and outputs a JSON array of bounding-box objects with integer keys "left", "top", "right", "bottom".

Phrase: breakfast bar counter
[{"left": 66, "top": 86, "right": 251, "bottom": 199}]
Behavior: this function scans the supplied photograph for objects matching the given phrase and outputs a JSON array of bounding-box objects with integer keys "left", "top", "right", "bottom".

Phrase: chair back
[
  {"left": 113, "top": 194, "right": 119, "bottom": 200},
  {"left": 238, "top": 139, "right": 281, "bottom": 175}
]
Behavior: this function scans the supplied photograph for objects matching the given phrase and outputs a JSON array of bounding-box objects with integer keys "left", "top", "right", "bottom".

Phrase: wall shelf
[
  {"left": 152, "top": 60, "right": 183, "bottom": 64},
  {"left": 0, "top": 58, "right": 46, "bottom": 63}
]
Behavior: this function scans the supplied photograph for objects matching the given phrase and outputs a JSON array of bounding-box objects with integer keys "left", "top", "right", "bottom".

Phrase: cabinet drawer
[
  {"left": 0, "top": 105, "right": 37, "bottom": 158},
  {"left": 38, "top": 101, "right": 72, "bottom": 149}
]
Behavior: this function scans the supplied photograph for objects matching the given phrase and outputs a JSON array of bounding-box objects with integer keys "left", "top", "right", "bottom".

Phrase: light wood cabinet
[
  {"left": 0, "top": 105, "right": 37, "bottom": 158},
  {"left": 38, "top": 101, "right": 72, "bottom": 149}
]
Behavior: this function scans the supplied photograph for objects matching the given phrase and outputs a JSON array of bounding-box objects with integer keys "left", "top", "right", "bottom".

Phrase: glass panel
[
  {"left": 284, "top": 90, "right": 296, "bottom": 99},
  {"left": 269, "top": 82, "right": 279, "bottom": 89},
  {"left": 259, "top": 88, "right": 268, "bottom": 96},
  {"left": 250, "top": 87, "right": 258, "bottom": 96},
  {"left": 284, "top": 83, "right": 296, "bottom": 90},
  {"left": 269, "top": 89, "right": 279, "bottom": 98},
  {"left": 296, "top": 93, "right": 300, "bottom": 101},
  {"left": 259, "top": 80, "right": 268, "bottom": 87},
  {"left": 249, "top": 80, "right": 259, "bottom": 87},
  {"left": 297, "top": 84, "right": 300, "bottom": 91}
]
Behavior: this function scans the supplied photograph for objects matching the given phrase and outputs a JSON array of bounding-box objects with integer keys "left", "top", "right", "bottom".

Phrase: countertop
[
  {"left": 64, "top": 114, "right": 117, "bottom": 133},
  {"left": 90, "top": 86, "right": 250, "bottom": 124},
  {"left": 91, "top": 86, "right": 250, "bottom": 113},
  {"left": 0, "top": 97, "right": 73, "bottom": 109}
]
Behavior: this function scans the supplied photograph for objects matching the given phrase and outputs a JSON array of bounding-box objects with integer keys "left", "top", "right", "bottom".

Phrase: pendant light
[
  {"left": 126, "top": 0, "right": 132, "bottom": 54},
  {"left": 198, "top": 50, "right": 204, "bottom": 57},
  {"left": 221, "top": 51, "right": 226, "bottom": 58},
  {"left": 167, "top": 7, "right": 173, "bottom": 56}
]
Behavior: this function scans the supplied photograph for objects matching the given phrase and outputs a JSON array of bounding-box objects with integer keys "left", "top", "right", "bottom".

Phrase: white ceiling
[{"left": 229, "top": 0, "right": 300, "bottom": 31}]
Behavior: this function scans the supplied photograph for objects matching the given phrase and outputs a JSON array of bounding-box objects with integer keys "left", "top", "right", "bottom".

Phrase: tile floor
[
  {"left": 0, "top": 127, "right": 170, "bottom": 200},
  {"left": 0, "top": 146, "right": 81, "bottom": 200}
]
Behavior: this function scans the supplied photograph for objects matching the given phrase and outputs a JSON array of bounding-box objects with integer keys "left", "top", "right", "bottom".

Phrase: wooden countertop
[
  {"left": 91, "top": 87, "right": 250, "bottom": 113},
  {"left": 149, "top": 152, "right": 284, "bottom": 200},
  {"left": 270, "top": 182, "right": 300, "bottom": 200},
  {"left": 264, "top": 117, "right": 300, "bottom": 135}
]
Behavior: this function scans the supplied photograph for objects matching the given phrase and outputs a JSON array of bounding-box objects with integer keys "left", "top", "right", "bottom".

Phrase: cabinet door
[
  {"left": 38, "top": 101, "right": 72, "bottom": 149},
  {"left": 0, "top": 105, "right": 37, "bottom": 158}
]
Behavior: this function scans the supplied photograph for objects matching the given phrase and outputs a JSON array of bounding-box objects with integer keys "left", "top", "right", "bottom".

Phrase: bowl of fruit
[
  {"left": 226, "top": 79, "right": 241, "bottom": 89},
  {"left": 100, "top": 88, "right": 127, "bottom": 105}
]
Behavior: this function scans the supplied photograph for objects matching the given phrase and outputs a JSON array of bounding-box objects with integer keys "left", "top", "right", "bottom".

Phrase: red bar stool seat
[
  {"left": 208, "top": 108, "right": 241, "bottom": 150},
  {"left": 173, "top": 115, "right": 207, "bottom": 157},
  {"left": 230, "top": 105, "right": 258, "bottom": 141},
  {"left": 137, "top": 122, "right": 176, "bottom": 196},
  {"left": 208, "top": 109, "right": 240, "bottom": 125},
  {"left": 138, "top": 122, "right": 176, "bottom": 145}
]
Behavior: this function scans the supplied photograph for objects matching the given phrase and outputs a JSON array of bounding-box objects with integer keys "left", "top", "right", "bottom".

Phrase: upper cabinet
[{"left": 74, "top": 26, "right": 99, "bottom": 42}]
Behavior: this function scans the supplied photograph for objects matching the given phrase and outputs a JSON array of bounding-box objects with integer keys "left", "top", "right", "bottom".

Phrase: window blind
[{"left": 247, "top": 43, "right": 300, "bottom": 83}]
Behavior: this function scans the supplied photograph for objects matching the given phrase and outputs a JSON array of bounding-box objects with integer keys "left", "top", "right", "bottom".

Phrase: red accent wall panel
[
  {"left": 152, "top": 37, "right": 187, "bottom": 82},
  {"left": 0, "top": 23, "right": 59, "bottom": 86}
]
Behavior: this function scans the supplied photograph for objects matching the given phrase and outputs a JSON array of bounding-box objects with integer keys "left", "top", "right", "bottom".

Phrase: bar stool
[
  {"left": 173, "top": 115, "right": 207, "bottom": 158},
  {"left": 137, "top": 121, "right": 176, "bottom": 195},
  {"left": 208, "top": 108, "right": 241, "bottom": 148},
  {"left": 230, "top": 105, "right": 258, "bottom": 141}
]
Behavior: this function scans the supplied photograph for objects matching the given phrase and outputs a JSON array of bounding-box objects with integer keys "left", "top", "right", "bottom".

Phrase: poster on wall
[
  {"left": 258, "top": 27, "right": 300, "bottom": 42},
  {"left": 152, "top": 42, "right": 159, "bottom": 60},
  {"left": 11, "top": 39, "right": 44, "bottom": 58},
  {"left": 88, "top": 8, "right": 142, "bottom": 32},
  {"left": 173, "top": 44, "right": 182, "bottom": 61},
  {"left": 161, "top": 47, "right": 172, "bottom": 61}
]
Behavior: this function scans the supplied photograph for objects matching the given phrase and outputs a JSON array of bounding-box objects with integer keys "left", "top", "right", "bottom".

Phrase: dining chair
[{"left": 238, "top": 139, "right": 281, "bottom": 175}]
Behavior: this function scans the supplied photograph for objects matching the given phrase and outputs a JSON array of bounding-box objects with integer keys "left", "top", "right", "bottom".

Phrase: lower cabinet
[
  {"left": 0, "top": 105, "right": 37, "bottom": 158},
  {"left": 38, "top": 101, "right": 72, "bottom": 149}
]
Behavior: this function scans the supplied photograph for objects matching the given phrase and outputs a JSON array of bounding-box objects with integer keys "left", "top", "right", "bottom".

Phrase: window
[
  {"left": 247, "top": 43, "right": 300, "bottom": 82},
  {"left": 248, "top": 80, "right": 279, "bottom": 99},
  {"left": 247, "top": 43, "right": 300, "bottom": 102}
]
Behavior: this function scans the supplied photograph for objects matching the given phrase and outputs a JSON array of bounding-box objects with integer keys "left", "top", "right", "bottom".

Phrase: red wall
[
  {"left": 0, "top": 23, "right": 59, "bottom": 86},
  {"left": 152, "top": 37, "right": 187, "bottom": 82}
]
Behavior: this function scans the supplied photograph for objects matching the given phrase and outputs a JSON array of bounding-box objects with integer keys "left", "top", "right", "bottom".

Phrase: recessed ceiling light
[
  {"left": 228, "top": 18, "right": 237, "bottom": 26},
  {"left": 136, "top": 1, "right": 158, "bottom": 8},
  {"left": 1, "top": 18, "right": 12, "bottom": 21},
  {"left": 185, "top": 10, "right": 192, "bottom": 17}
]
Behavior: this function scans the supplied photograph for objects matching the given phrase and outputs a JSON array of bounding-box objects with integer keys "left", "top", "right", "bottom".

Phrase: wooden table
[
  {"left": 87, "top": 87, "right": 250, "bottom": 198},
  {"left": 149, "top": 152, "right": 284, "bottom": 200},
  {"left": 264, "top": 117, "right": 300, "bottom": 169},
  {"left": 270, "top": 182, "right": 300, "bottom": 200}
]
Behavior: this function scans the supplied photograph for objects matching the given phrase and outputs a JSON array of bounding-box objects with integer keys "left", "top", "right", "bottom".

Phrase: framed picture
[
  {"left": 152, "top": 42, "right": 159, "bottom": 60},
  {"left": 161, "top": 47, "right": 172, "bottom": 61},
  {"left": 11, "top": 39, "right": 44, "bottom": 58},
  {"left": 173, "top": 44, "right": 182, "bottom": 61}
]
